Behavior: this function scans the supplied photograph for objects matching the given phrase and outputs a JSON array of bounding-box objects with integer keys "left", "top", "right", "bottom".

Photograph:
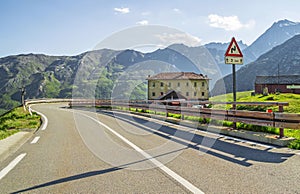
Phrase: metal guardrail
[
  {"left": 66, "top": 99, "right": 300, "bottom": 138},
  {"left": 24, "top": 98, "right": 300, "bottom": 138}
]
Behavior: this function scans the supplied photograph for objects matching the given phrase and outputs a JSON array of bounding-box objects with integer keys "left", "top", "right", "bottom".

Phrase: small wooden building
[{"left": 255, "top": 75, "right": 300, "bottom": 94}]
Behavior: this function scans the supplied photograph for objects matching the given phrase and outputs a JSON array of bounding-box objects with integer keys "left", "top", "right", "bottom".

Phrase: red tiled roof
[{"left": 147, "top": 72, "right": 208, "bottom": 80}]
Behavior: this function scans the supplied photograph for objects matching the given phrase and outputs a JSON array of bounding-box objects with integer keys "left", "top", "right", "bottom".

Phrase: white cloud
[
  {"left": 114, "top": 7, "right": 130, "bottom": 14},
  {"left": 136, "top": 20, "right": 149, "bottom": 25},
  {"left": 208, "top": 14, "right": 255, "bottom": 31},
  {"left": 173, "top": 8, "right": 181, "bottom": 14},
  {"left": 155, "top": 32, "right": 201, "bottom": 47}
]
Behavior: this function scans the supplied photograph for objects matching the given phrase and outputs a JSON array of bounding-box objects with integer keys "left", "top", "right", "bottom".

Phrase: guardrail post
[
  {"left": 278, "top": 105, "right": 284, "bottom": 138},
  {"left": 232, "top": 103, "right": 237, "bottom": 129}
]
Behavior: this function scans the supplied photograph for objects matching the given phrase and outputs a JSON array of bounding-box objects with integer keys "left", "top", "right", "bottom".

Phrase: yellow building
[{"left": 147, "top": 72, "right": 209, "bottom": 101}]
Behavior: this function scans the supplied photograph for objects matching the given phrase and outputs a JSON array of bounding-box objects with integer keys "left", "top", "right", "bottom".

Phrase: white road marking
[
  {"left": 0, "top": 153, "right": 27, "bottom": 180},
  {"left": 78, "top": 112, "right": 204, "bottom": 194},
  {"left": 281, "top": 156, "right": 290, "bottom": 159},
  {"left": 30, "top": 136, "right": 40, "bottom": 144},
  {"left": 28, "top": 106, "right": 33, "bottom": 116},
  {"left": 29, "top": 106, "right": 48, "bottom": 130},
  {"left": 220, "top": 136, "right": 276, "bottom": 149}
]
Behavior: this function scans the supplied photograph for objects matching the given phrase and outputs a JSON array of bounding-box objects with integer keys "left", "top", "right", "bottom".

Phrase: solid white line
[
  {"left": 30, "top": 136, "right": 40, "bottom": 144},
  {"left": 0, "top": 153, "right": 27, "bottom": 180},
  {"left": 29, "top": 106, "right": 48, "bottom": 130},
  {"left": 28, "top": 106, "right": 33, "bottom": 116},
  {"left": 78, "top": 112, "right": 204, "bottom": 194}
]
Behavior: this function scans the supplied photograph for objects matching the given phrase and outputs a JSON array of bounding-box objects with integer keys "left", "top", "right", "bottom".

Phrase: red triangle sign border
[{"left": 225, "top": 37, "right": 243, "bottom": 57}]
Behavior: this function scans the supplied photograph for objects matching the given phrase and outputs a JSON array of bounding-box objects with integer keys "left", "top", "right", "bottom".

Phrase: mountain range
[
  {"left": 204, "top": 19, "right": 300, "bottom": 76},
  {"left": 0, "top": 45, "right": 218, "bottom": 113},
  {"left": 1, "top": 19, "right": 300, "bottom": 114},
  {"left": 211, "top": 33, "right": 300, "bottom": 96}
]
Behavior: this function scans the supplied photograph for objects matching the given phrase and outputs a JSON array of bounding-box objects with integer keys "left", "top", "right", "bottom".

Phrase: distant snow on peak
[
  {"left": 244, "top": 19, "right": 300, "bottom": 59},
  {"left": 276, "top": 19, "right": 299, "bottom": 27}
]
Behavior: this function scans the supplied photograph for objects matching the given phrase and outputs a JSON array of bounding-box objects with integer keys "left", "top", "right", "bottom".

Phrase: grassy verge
[
  {"left": 132, "top": 92, "right": 300, "bottom": 149},
  {"left": 210, "top": 91, "right": 300, "bottom": 113},
  {"left": 211, "top": 91, "right": 300, "bottom": 149},
  {"left": 92, "top": 93, "right": 300, "bottom": 149},
  {"left": 0, "top": 106, "right": 41, "bottom": 140}
]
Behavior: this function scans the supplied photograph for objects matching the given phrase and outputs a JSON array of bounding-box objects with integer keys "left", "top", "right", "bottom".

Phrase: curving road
[{"left": 0, "top": 103, "right": 299, "bottom": 193}]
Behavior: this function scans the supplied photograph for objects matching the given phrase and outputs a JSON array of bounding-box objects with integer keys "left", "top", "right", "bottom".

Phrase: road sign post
[
  {"left": 225, "top": 37, "right": 243, "bottom": 129},
  {"left": 20, "top": 86, "right": 26, "bottom": 111}
]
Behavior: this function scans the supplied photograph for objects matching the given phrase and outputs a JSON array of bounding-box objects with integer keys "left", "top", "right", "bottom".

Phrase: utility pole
[{"left": 21, "top": 86, "right": 26, "bottom": 110}]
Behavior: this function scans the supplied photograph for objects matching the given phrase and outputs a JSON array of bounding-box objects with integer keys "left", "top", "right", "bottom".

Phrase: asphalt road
[{"left": 0, "top": 103, "right": 299, "bottom": 193}]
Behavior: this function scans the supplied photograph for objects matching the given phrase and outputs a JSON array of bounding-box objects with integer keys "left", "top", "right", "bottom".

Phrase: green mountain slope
[{"left": 0, "top": 46, "right": 216, "bottom": 114}]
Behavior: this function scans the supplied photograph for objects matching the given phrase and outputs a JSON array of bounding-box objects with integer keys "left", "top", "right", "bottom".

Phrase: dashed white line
[
  {"left": 78, "top": 112, "right": 204, "bottom": 194},
  {"left": 30, "top": 136, "right": 40, "bottom": 144},
  {"left": 0, "top": 153, "right": 26, "bottom": 180}
]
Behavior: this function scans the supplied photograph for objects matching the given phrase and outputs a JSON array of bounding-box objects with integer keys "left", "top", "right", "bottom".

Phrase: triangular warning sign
[{"left": 225, "top": 37, "right": 243, "bottom": 57}]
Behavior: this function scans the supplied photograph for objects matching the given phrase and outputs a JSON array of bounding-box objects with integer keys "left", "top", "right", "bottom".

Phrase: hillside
[
  {"left": 0, "top": 49, "right": 120, "bottom": 114},
  {"left": 0, "top": 45, "right": 219, "bottom": 114},
  {"left": 212, "top": 34, "right": 300, "bottom": 96},
  {"left": 210, "top": 91, "right": 300, "bottom": 113}
]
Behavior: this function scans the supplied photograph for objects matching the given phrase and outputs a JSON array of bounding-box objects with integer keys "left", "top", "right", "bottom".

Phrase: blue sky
[{"left": 0, "top": 0, "right": 300, "bottom": 57}]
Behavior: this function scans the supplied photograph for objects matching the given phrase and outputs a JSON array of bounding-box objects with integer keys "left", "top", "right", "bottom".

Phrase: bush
[
  {"left": 237, "top": 105, "right": 266, "bottom": 111},
  {"left": 0, "top": 129, "right": 19, "bottom": 140},
  {"left": 288, "top": 139, "right": 300, "bottom": 150}
]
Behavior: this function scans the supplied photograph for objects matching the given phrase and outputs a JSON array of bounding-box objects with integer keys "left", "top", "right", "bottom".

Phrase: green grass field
[
  {"left": 125, "top": 91, "right": 300, "bottom": 149},
  {"left": 210, "top": 91, "right": 300, "bottom": 113},
  {"left": 0, "top": 107, "right": 41, "bottom": 140},
  {"left": 210, "top": 91, "right": 300, "bottom": 149}
]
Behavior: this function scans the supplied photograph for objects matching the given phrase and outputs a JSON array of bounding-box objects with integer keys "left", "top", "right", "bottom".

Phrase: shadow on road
[
  {"left": 12, "top": 108, "right": 295, "bottom": 193},
  {"left": 11, "top": 146, "right": 189, "bottom": 193},
  {"left": 11, "top": 167, "right": 120, "bottom": 194},
  {"left": 98, "top": 109, "right": 294, "bottom": 167}
]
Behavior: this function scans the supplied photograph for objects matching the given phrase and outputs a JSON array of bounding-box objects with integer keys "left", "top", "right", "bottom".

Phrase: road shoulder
[{"left": 0, "top": 131, "right": 32, "bottom": 163}]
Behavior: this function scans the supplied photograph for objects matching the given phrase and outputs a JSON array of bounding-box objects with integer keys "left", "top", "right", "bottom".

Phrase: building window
[
  {"left": 152, "top": 82, "right": 155, "bottom": 87},
  {"left": 202, "top": 82, "right": 205, "bottom": 87},
  {"left": 160, "top": 82, "right": 164, "bottom": 87},
  {"left": 194, "top": 92, "right": 197, "bottom": 96},
  {"left": 177, "top": 82, "right": 180, "bottom": 87},
  {"left": 160, "top": 92, "right": 164, "bottom": 96},
  {"left": 194, "top": 82, "right": 197, "bottom": 87},
  {"left": 186, "top": 92, "right": 189, "bottom": 96},
  {"left": 202, "top": 92, "right": 205, "bottom": 96},
  {"left": 168, "top": 82, "right": 171, "bottom": 87},
  {"left": 186, "top": 82, "right": 189, "bottom": 86},
  {"left": 152, "top": 92, "right": 156, "bottom": 97}
]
